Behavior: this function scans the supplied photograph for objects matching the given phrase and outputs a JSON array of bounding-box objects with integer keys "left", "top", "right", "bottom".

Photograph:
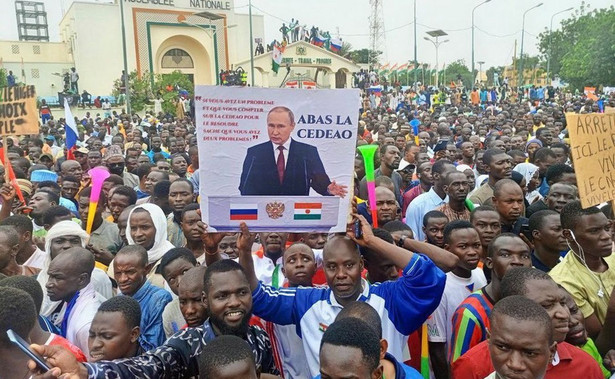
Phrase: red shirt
[{"left": 451, "top": 340, "right": 603, "bottom": 379}]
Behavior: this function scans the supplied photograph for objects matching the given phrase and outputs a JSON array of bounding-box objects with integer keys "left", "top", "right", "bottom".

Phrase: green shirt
[{"left": 580, "top": 338, "right": 610, "bottom": 378}]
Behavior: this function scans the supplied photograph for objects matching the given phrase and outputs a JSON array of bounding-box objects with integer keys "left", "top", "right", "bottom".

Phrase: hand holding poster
[
  {"left": 0, "top": 85, "right": 39, "bottom": 135},
  {"left": 566, "top": 112, "right": 615, "bottom": 208},
  {"left": 195, "top": 86, "right": 359, "bottom": 232}
]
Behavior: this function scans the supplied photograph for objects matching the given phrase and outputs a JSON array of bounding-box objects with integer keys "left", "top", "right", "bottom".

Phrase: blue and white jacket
[{"left": 251, "top": 253, "right": 446, "bottom": 377}]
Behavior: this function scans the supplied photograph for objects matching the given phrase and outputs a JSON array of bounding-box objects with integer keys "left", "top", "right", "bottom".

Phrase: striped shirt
[{"left": 448, "top": 287, "right": 494, "bottom": 362}]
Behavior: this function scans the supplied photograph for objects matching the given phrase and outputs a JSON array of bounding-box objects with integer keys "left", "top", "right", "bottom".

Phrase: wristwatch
[{"left": 397, "top": 235, "right": 408, "bottom": 247}]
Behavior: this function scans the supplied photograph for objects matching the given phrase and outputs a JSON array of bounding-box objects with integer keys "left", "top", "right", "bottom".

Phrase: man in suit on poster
[{"left": 239, "top": 106, "right": 347, "bottom": 197}]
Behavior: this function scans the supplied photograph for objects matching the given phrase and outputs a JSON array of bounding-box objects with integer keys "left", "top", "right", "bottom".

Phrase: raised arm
[
  {"left": 236, "top": 222, "right": 258, "bottom": 291},
  {"left": 399, "top": 236, "right": 459, "bottom": 272},
  {"left": 349, "top": 214, "right": 413, "bottom": 269},
  {"left": 197, "top": 219, "right": 225, "bottom": 267}
]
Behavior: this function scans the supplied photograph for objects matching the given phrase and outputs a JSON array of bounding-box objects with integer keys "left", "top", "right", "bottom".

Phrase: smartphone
[
  {"left": 7, "top": 329, "right": 50, "bottom": 372},
  {"left": 354, "top": 219, "right": 362, "bottom": 239},
  {"left": 520, "top": 222, "right": 531, "bottom": 241}
]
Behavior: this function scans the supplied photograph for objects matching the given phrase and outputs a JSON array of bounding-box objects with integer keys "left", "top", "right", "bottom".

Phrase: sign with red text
[
  {"left": 195, "top": 86, "right": 359, "bottom": 232},
  {"left": 566, "top": 112, "right": 615, "bottom": 208}
]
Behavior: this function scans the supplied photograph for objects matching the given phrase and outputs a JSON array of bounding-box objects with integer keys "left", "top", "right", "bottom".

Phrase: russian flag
[
  {"left": 64, "top": 98, "right": 78, "bottom": 150},
  {"left": 329, "top": 38, "right": 342, "bottom": 53},
  {"left": 313, "top": 34, "right": 325, "bottom": 47},
  {"left": 230, "top": 204, "right": 258, "bottom": 220}
]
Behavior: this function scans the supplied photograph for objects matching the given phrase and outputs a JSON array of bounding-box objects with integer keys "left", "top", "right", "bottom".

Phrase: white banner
[{"left": 195, "top": 86, "right": 360, "bottom": 232}]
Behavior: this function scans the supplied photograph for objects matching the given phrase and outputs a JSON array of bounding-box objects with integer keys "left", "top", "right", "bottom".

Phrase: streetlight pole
[
  {"left": 546, "top": 7, "right": 573, "bottom": 82},
  {"left": 413, "top": 0, "right": 417, "bottom": 88},
  {"left": 119, "top": 0, "right": 131, "bottom": 115},
  {"left": 472, "top": 0, "right": 491, "bottom": 87},
  {"left": 477, "top": 61, "right": 485, "bottom": 84},
  {"left": 424, "top": 36, "right": 449, "bottom": 88},
  {"left": 518, "top": 2, "right": 543, "bottom": 88},
  {"left": 248, "top": 0, "right": 255, "bottom": 86}
]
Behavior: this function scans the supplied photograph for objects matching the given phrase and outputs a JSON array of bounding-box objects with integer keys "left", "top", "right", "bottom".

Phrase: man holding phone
[{"left": 1, "top": 288, "right": 45, "bottom": 377}]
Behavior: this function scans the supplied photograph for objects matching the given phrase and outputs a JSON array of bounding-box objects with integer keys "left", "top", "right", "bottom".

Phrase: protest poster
[
  {"left": 0, "top": 85, "right": 39, "bottom": 136},
  {"left": 195, "top": 86, "right": 360, "bottom": 232},
  {"left": 566, "top": 112, "right": 615, "bottom": 208}
]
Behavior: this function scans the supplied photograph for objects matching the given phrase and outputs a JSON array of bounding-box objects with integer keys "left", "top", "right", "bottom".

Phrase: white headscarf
[
  {"left": 514, "top": 162, "right": 543, "bottom": 204},
  {"left": 38, "top": 221, "right": 89, "bottom": 317},
  {"left": 513, "top": 162, "right": 539, "bottom": 185},
  {"left": 126, "top": 203, "right": 174, "bottom": 264}
]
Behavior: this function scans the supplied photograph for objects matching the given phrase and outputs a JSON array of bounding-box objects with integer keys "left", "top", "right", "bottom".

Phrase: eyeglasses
[{"left": 108, "top": 163, "right": 125, "bottom": 168}]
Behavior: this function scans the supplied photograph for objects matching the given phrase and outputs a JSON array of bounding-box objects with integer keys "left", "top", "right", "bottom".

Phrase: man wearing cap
[
  {"left": 44, "top": 135, "right": 62, "bottom": 159},
  {"left": 38, "top": 153, "right": 54, "bottom": 171},
  {"left": 74, "top": 147, "right": 90, "bottom": 173},
  {"left": 104, "top": 146, "right": 139, "bottom": 188}
]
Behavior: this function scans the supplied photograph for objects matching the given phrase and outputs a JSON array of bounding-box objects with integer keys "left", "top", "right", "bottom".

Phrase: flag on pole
[
  {"left": 389, "top": 63, "right": 399, "bottom": 73},
  {"left": 64, "top": 98, "right": 79, "bottom": 159},
  {"left": 329, "top": 38, "right": 342, "bottom": 53},
  {"left": 272, "top": 43, "right": 283, "bottom": 74},
  {"left": 398, "top": 63, "right": 409, "bottom": 73}
]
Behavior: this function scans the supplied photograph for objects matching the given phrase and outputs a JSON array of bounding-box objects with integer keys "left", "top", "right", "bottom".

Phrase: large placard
[
  {"left": 566, "top": 112, "right": 615, "bottom": 208},
  {"left": 0, "top": 85, "right": 39, "bottom": 136},
  {"left": 195, "top": 86, "right": 359, "bottom": 232}
]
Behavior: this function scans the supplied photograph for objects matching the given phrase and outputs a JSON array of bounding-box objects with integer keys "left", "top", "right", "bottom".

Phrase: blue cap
[
  {"left": 44, "top": 135, "right": 55, "bottom": 142},
  {"left": 30, "top": 169, "right": 58, "bottom": 183}
]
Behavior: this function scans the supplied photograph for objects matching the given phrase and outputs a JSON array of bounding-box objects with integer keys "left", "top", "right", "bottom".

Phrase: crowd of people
[{"left": 0, "top": 76, "right": 614, "bottom": 379}]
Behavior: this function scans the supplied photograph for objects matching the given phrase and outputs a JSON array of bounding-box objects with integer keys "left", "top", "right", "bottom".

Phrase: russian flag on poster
[
  {"left": 294, "top": 202, "right": 322, "bottom": 220},
  {"left": 230, "top": 204, "right": 258, "bottom": 220},
  {"left": 329, "top": 38, "right": 342, "bottom": 53},
  {"left": 313, "top": 34, "right": 325, "bottom": 47},
  {"left": 64, "top": 98, "right": 78, "bottom": 150}
]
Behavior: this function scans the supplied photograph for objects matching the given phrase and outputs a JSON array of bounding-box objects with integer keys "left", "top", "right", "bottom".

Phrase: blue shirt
[
  {"left": 405, "top": 188, "right": 448, "bottom": 241},
  {"left": 127, "top": 280, "right": 172, "bottom": 349},
  {"left": 538, "top": 176, "right": 549, "bottom": 197},
  {"left": 134, "top": 187, "right": 149, "bottom": 199},
  {"left": 147, "top": 149, "right": 170, "bottom": 163},
  {"left": 251, "top": 254, "right": 445, "bottom": 377}
]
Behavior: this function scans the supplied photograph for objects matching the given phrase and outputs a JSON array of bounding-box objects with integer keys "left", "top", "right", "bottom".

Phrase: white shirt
[
  {"left": 23, "top": 247, "right": 46, "bottom": 269},
  {"left": 271, "top": 139, "right": 291, "bottom": 170},
  {"left": 427, "top": 269, "right": 487, "bottom": 346}
]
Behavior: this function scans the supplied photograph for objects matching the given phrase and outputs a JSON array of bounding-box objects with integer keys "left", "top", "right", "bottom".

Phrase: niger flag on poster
[{"left": 294, "top": 203, "right": 322, "bottom": 220}]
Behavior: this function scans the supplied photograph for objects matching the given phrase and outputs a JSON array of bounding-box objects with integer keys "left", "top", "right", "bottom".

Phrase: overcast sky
[{"left": 1, "top": 0, "right": 611, "bottom": 70}]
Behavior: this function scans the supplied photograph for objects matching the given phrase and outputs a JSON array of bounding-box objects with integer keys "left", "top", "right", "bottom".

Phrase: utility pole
[
  {"left": 413, "top": 0, "right": 418, "bottom": 88},
  {"left": 119, "top": 0, "right": 131, "bottom": 115},
  {"left": 518, "top": 3, "right": 543, "bottom": 88},
  {"left": 472, "top": 0, "right": 491, "bottom": 87}
]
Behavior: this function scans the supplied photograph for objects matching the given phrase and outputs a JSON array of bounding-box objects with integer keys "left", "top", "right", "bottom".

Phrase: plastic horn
[
  {"left": 86, "top": 167, "right": 111, "bottom": 234},
  {"left": 357, "top": 144, "right": 380, "bottom": 227}
]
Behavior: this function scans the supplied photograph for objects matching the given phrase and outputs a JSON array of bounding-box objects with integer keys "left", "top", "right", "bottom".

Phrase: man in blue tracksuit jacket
[{"left": 239, "top": 215, "right": 446, "bottom": 377}]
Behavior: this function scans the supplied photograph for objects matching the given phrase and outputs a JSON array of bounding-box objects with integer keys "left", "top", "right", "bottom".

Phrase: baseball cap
[{"left": 44, "top": 135, "right": 55, "bottom": 142}]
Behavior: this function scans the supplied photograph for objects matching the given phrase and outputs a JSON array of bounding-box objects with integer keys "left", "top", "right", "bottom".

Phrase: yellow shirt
[{"left": 550, "top": 251, "right": 615, "bottom": 324}]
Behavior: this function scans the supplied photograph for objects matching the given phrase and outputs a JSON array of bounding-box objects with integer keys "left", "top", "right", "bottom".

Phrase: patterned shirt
[
  {"left": 448, "top": 287, "right": 494, "bottom": 362},
  {"left": 435, "top": 203, "right": 471, "bottom": 222},
  {"left": 85, "top": 319, "right": 278, "bottom": 378}
]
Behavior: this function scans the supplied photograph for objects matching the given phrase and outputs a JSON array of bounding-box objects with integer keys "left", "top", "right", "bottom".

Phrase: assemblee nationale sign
[
  {"left": 566, "top": 112, "right": 615, "bottom": 208},
  {"left": 124, "top": 0, "right": 232, "bottom": 11}
]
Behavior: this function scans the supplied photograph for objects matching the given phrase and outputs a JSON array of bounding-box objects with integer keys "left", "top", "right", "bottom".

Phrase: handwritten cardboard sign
[
  {"left": 566, "top": 112, "right": 615, "bottom": 208},
  {"left": 195, "top": 86, "right": 359, "bottom": 232},
  {"left": 0, "top": 85, "right": 39, "bottom": 136}
]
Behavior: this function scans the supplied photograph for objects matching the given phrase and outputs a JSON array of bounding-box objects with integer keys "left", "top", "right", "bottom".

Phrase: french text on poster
[
  {"left": 195, "top": 86, "right": 359, "bottom": 232},
  {"left": 0, "top": 85, "right": 39, "bottom": 136},
  {"left": 566, "top": 113, "right": 615, "bottom": 208}
]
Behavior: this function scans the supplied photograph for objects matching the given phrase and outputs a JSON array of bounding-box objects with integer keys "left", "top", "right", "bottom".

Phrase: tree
[
  {"left": 0, "top": 68, "right": 7, "bottom": 88},
  {"left": 537, "top": 3, "right": 615, "bottom": 89},
  {"left": 112, "top": 70, "right": 153, "bottom": 113},
  {"left": 438, "top": 60, "right": 473, "bottom": 88},
  {"left": 338, "top": 41, "right": 353, "bottom": 58},
  {"left": 349, "top": 48, "right": 382, "bottom": 65},
  {"left": 152, "top": 71, "right": 194, "bottom": 115},
  {"left": 486, "top": 66, "right": 506, "bottom": 86}
]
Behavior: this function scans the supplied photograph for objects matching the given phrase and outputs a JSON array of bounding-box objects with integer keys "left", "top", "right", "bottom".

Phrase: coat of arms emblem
[{"left": 266, "top": 202, "right": 285, "bottom": 219}]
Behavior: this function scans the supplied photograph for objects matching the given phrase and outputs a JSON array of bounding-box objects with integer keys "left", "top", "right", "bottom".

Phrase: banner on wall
[{"left": 195, "top": 86, "right": 360, "bottom": 232}]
